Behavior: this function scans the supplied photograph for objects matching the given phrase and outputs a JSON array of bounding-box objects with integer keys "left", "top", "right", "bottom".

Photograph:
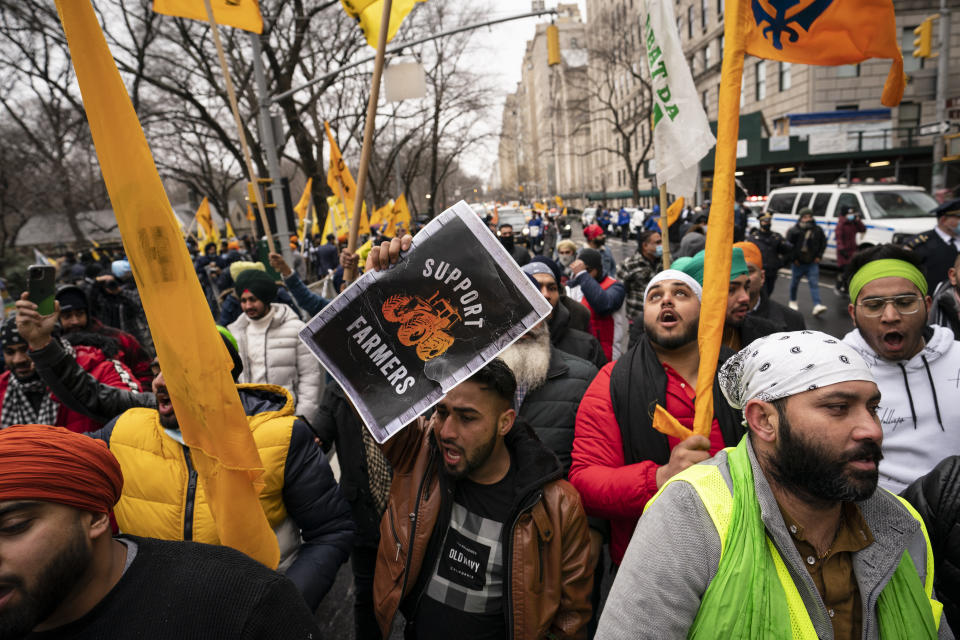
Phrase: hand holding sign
[{"left": 300, "top": 202, "right": 551, "bottom": 442}]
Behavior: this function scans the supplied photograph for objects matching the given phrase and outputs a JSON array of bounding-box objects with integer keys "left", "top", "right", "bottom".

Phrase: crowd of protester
[{"left": 2, "top": 198, "right": 960, "bottom": 638}]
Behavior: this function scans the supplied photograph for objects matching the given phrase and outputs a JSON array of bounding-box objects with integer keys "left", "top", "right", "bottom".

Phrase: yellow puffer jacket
[{"left": 108, "top": 383, "right": 295, "bottom": 543}]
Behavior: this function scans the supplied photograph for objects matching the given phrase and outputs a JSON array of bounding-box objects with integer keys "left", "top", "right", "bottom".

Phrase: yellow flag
[
  {"left": 246, "top": 201, "right": 255, "bottom": 221},
  {"left": 370, "top": 200, "right": 392, "bottom": 230},
  {"left": 659, "top": 197, "right": 684, "bottom": 236},
  {"left": 386, "top": 193, "right": 412, "bottom": 237},
  {"left": 341, "top": 0, "right": 424, "bottom": 48},
  {"left": 57, "top": 0, "right": 279, "bottom": 568},
  {"left": 324, "top": 121, "right": 357, "bottom": 204},
  {"left": 195, "top": 197, "right": 220, "bottom": 246},
  {"left": 554, "top": 195, "right": 563, "bottom": 207},
  {"left": 225, "top": 219, "right": 236, "bottom": 240},
  {"left": 153, "top": 0, "right": 263, "bottom": 33},
  {"left": 293, "top": 178, "right": 312, "bottom": 221},
  {"left": 323, "top": 195, "right": 349, "bottom": 241}
]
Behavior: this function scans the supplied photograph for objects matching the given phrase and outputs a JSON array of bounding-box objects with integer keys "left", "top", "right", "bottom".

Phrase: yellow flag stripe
[
  {"left": 57, "top": 0, "right": 279, "bottom": 568},
  {"left": 153, "top": 0, "right": 263, "bottom": 33}
]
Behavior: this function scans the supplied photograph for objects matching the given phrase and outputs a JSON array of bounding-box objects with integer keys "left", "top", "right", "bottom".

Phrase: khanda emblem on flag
[
  {"left": 382, "top": 291, "right": 460, "bottom": 361},
  {"left": 752, "top": 0, "right": 833, "bottom": 49}
]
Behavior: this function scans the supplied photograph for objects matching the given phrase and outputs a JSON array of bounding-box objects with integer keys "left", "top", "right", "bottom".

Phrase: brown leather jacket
[{"left": 372, "top": 417, "right": 594, "bottom": 639}]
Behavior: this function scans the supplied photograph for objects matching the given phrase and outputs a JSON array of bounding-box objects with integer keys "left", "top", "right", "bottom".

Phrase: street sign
[{"left": 917, "top": 121, "right": 951, "bottom": 136}]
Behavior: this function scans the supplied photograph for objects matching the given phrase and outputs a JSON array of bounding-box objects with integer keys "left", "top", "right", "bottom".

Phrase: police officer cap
[{"left": 933, "top": 198, "right": 960, "bottom": 218}]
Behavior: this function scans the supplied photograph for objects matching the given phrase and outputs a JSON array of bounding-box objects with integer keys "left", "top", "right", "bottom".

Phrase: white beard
[{"left": 500, "top": 325, "right": 551, "bottom": 391}]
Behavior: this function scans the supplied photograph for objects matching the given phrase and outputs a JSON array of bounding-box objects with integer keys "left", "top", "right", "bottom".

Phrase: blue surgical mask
[{"left": 655, "top": 245, "right": 663, "bottom": 258}]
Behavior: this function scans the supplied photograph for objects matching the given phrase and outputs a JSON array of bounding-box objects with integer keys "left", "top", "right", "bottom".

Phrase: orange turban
[
  {"left": 0, "top": 425, "right": 123, "bottom": 514},
  {"left": 734, "top": 241, "right": 763, "bottom": 270}
]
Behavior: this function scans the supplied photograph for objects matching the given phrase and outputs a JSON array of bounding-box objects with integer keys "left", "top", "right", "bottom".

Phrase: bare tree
[{"left": 571, "top": 5, "right": 655, "bottom": 204}]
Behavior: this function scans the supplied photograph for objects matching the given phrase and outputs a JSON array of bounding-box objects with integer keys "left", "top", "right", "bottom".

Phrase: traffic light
[
  {"left": 913, "top": 17, "right": 933, "bottom": 58},
  {"left": 547, "top": 24, "right": 560, "bottom": 66}
]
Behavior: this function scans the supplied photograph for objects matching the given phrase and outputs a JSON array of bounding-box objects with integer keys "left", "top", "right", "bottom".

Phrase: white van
[{"left": 763, "top": 184, "right": 939, "bottom": 265}]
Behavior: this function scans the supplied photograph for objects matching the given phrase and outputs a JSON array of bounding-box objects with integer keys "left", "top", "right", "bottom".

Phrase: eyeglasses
[{"left": 857, "top": 295, "right": 923, "bottom": 317}]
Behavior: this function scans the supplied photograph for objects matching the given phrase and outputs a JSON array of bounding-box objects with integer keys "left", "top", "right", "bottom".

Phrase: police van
[{"left": 763, "top": 183, "right": 939, "bottom": 265}]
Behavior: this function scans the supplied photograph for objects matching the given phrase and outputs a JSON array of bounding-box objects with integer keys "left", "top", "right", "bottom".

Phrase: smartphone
[{"left": 27, "top": 265, "right": 56, "bottom": 315}]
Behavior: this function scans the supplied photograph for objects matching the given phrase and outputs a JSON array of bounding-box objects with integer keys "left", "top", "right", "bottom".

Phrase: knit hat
[
  {"left": 234, "top": 269, "right": 278, "bottom": 305},
  {"left": 111, "top": 260, "right": 131, "bottom": 279},
  {"left": 217, "top": 325, "right": 243, "bottom": 381},
  {"left": 578, "top": 248, "right": 604, "bottom": 274},
  {"left": 0, "top": 317, "right": 24, "bottom": 349},
  {"left": 55, "top": 285, "right": 89, "bottom": 312},
  {"left": 676, "top": 248, "right": 749, "bottom": 285},
  {"left": 522, "top": 260, "right": 557, "bottom": 285},
  {"left": 583, "top": 224, "right": 605, "bottom": 241},
  {"left": 229, "top": 260, "right": 265, "bottom": 283}
]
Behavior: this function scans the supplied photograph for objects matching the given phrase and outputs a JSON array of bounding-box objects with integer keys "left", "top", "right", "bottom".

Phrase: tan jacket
[{"left": 373, "top": 418, "right": 594, "bottom": 639}]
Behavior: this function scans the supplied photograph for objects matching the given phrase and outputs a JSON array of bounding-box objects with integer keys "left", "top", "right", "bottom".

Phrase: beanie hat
[
  {"left": 578, "top": 248, "right": 604, "bottom": 274},
  {"left": 234, "top": 269, "right": 278, "bottom": 305},
  {"left": 229, "top": 260, "right": 265, "bottom": 283},
  {"left": 55, "top": 285, "right": 89, "bottom": 313},
  {"left": 583, "top": 224, "right": 605, "bottom": 241},
  {"left": 217, "top": 326, "right": 243, "bottom": 381}
]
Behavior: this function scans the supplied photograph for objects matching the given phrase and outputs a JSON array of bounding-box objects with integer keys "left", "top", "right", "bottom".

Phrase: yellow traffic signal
[
  {"left": 913, "top": 18, "right": 933, "bottom": 58},
  {"left": 547, "top": 24, "right": 560, "bottom": 66}
]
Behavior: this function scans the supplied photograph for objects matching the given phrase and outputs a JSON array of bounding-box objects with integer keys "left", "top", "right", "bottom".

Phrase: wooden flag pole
[
  {"left": 202, "top": 0, "right": 276, "bottom": 253},
  {"left": 658, "top": 184, "right": 672, "bottom": 269},
  {"left": 344, "top": 0, "right": 394, "bottom": 284}
]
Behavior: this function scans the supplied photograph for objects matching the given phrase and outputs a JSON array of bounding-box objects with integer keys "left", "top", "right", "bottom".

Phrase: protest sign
[{"left": 300, "top": 200, "right": 552, "bottom": 442}]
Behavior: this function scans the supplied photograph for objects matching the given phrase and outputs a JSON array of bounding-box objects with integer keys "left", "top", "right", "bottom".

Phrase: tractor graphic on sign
[{"left": 382, "top": 291, "right": 461, "bottom": 361}]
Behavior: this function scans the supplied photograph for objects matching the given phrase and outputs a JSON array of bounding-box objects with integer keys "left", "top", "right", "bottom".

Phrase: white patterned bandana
[{"left": 718, "top": 330, "right": 875, "bottom": 411}]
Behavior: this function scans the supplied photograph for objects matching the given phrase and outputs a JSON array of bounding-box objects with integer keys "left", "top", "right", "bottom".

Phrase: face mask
[
  {"left": 654, "top": 245, "right": 663, "bottom": 258},
  {"left": 558, "top": 254, "right": 574, "bottom": 266},
  {"left": 846, "top": 214, "right": 856, "bottom": 221},
  {"left": 953, "top": 219, "right": 960, "bottom": 235},
  {"left": 500, "top": 236, "right": 514, "bottom": 250},
  {"left": 760, "top": 222, "right": 771, "bottom": 230},
  {"left": 801, "top": 220, "right": 814, "bottom": 228}
]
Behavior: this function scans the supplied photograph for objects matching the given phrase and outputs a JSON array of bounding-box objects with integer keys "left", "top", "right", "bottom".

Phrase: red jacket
[
  {"left": 88, "top": 318, "right": 153, "bottom": 388},
  {"left": 569, "top": 362, "right": 725, "bottom": 565},
  {"left": 0, "top": 343, "right": 139, "bottom": 433}
]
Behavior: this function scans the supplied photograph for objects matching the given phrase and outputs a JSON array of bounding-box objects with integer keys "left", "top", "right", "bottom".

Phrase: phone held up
[{"left": 27, "top": 265, "right": 56, "bottom": 316}]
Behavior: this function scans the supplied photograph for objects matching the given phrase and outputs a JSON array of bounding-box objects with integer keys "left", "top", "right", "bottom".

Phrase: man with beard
[
  {"left": 748, "top": 213, "right": 792, "bottom": 295},
  {"left": 0, "top": 424, "right": 323, "bottom": 639},
  {"left": 597, "top": 331, "right": 949, "bottom": 640},
  {"left": 582, "top": 224, "right": 616, "bottom": 277},
  {"left": 734, "top": 241, "right": 805, "bottom": 332},
  {"left": 569, "top": 270, "right": 745, "bottom": 568},
  {"left": 55, "top": 285, "right": 153, "bottom": 387},
  {"left": 497, "top": 223, "right": 530, "bottom": 266},
  {"left": 362, "top": 238, "right": 593, "bottom": 640},
  {"left": 841, "top": 244, "right": 960, "bottom": 493},
  {"left": 228, "top": 268, "right": 323, "bottom": 426},
  {"left": 13, "top": 299, "right": 355, "bottom": 611},
  {"left": 521, "top": 261, "right": 605, "bottom": 369},
  {"left": 675, "top": 248, "right": 779, "bottom": 352}
]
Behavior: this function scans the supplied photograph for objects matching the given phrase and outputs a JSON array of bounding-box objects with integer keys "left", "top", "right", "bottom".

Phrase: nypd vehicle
[{"left": 763, "top": 183, "right": 939, "bottom": 265}]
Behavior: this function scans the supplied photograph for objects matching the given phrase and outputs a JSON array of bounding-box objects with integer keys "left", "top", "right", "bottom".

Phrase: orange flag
[
  {"left": 686, "top": 0, "right": 904, "bottom": 439},
  {"left": 741, "top": 0, "right": 904, "bottom": 106},
  {"left": 56, "top": 0, "right": 279, "bottom": 568},
  {"left": 153, "top": 0, "right": 263, "bottom": 33}
]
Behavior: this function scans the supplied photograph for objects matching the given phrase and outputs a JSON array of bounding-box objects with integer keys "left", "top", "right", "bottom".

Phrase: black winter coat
[
  {"left": 786, "top": 223, "right": 827, "bottom": 264},
  {"left": 752, "top": 293, "right": 806, "bottom": 332},
  {"left": 901, "top": 455, "right": 960, "bottom": 633},
  {"left": 313, "top": 382, "right": 385, "bottom": 548},
  {"left": 549, "top": 300, "right": 607, "bottom": 370},
  {"left": 519, "top": 347, "right": 598, "bottom": 476}
]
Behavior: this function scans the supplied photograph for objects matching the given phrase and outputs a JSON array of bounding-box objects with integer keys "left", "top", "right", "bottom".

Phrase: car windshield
[
  {"left": 498, "top": 209, "right": 527, "bottom": 227},
  {"left": 862, "top": 190, "right": 938, "bottom": 219}
]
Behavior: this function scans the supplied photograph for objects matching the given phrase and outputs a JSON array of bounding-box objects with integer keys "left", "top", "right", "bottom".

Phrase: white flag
[
  {"left": 33, "top": 248, "right": 54, "bottom": 266},
  {"left": 640, "top": 0, "right": 716, "bottom": 199}
]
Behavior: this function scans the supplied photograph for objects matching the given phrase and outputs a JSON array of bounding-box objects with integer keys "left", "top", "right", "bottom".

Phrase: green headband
[{"left": 849, "top": 259, "right": 927, "bottom": 303}]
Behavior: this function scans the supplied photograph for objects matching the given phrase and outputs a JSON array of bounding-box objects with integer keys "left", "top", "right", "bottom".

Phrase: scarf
[
  {"left": 361, "top": 423, "right": 392, "bottom": 516},
  {"left": 688, "top": 439, "right": 939, "bottom": 638},
  {"left": 609, "top": 335, "right": 743, "bottom": 465},
  {"left": 1, "top": 375, "right": 59, "bottom": 430}
]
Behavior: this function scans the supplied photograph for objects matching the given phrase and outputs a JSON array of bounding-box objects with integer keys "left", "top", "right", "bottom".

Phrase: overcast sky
[{"left": 456, "top": 1, "right": 588, "bottom": 184}]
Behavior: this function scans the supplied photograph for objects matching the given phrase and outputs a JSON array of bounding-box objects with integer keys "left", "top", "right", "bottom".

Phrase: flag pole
[
  {"left": 201, "top": 0, "right": 276, "bottom": 254},
  {"left": 658, "top": 183, "right": 673, "bottom": 269},
  {"left": 344, "top": 0, "right": 394, "bottom": 284}
]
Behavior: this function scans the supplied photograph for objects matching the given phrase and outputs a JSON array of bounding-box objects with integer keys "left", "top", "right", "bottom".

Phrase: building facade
[{"left": 501, "top": 0, "right": 960, "bottom": 207}]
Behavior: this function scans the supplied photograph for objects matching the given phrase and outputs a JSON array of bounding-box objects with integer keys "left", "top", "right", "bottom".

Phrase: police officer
[
  {"left": 747, "top": 213, "right": 792, "bottom": 295},
  {"left": 907, "top": 198, "right": 960, "bottom": 293}
]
